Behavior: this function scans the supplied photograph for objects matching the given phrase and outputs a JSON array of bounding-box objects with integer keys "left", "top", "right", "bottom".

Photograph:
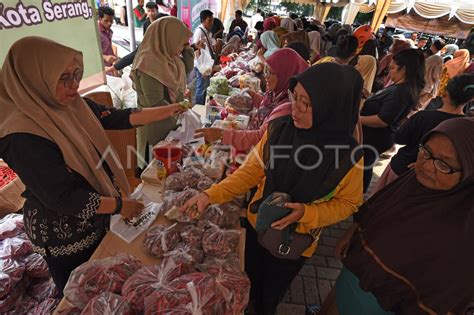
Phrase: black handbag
[{"left": 255, "top": 192, "right": 320, "bottom": 260}]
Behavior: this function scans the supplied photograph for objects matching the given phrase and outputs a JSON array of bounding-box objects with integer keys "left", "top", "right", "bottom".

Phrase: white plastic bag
[
  {"left": 166, "top": 110, "right": 202, "bottom": 144},
  {"left": 196, "top": 49, "right": 214, "bottom": 76},
  {"left": 106, "top": 74, "right": 138, "bottom": 109}
]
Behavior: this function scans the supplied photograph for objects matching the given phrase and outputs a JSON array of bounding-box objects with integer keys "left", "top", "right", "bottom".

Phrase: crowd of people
[{"left": 0, "top": 3, "right": 473, "bottom": 315}]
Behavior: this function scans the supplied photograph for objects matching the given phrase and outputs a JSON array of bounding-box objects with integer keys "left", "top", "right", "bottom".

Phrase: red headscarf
[{"left": 263, "top": 17, "right": 278, "bottom": 31}]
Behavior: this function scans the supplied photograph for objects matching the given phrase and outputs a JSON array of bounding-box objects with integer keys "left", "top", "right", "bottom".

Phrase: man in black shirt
[{"left": 143, "top": 2, "right": 168, "bottom": 35}]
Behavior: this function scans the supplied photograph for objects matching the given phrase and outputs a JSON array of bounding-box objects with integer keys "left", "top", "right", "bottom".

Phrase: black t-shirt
[
  {"left": 361, "top": 83, "right": 414, "bottom": 153},
  {"left": 390, "top": 110, "right": 463, "bottom": 175}
]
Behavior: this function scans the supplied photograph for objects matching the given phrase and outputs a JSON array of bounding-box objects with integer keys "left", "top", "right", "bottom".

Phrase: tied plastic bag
[
  {"left": 202, "top": 224, "right": 240, "bottom": 260},
  {"left": 225, "top": 91, "right": 253, "bottom": 115},
  {"left": 81, "top": 292, "right": 134, "bottom": 315},
  {"left": 0, "top": 258, "right": 25, "bottom": 299},
  {"left": 63, "top": 254, "right": 142, "bottom": 309},
  {"left": 0, "top": 234, "right": 33, "bottom": 259},
  {"left": 122, "top": 257, "right": 195, "bottom": 312},
  {"left": 144, "top": 272, "right": 220, "bottom": 315},
  {"left": 196, "top": 49, "right": 214, "bottom": 76},
  {"left": 164, "top": 168, "right": 207, "bottom": 192},
  {"left": 197, "top": 261, "right": 250, "bottom": 314},
  {"left": 166, "top": 110, "right": 202, "bottom": 144},
  {"left": 144, "top": 223, "right": 181, "bottom": 258},
  {"left": 23, "top": 252, "right": 49, "bottom": 278},
  {"left": 201, "top": 203, "right": 241, "bottom": 229},
  {"left": 163, "top": 242, "right": 204, "bottom": 264},
  {"left": 28, "top": 278, "right": 58, "bottom": 302},
  {"left": 0, "top": 213, "right": 24, "bottom": 241}
]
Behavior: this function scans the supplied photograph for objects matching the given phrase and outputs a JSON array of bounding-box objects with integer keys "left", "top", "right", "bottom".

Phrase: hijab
[
  {"left": 0, "top": 37, "right": 129, "bottom": 197},
  {"left": 248, "top": 49, "right": 309, "bottom": 130},
  {"left": 282, "top": 30, "right": 310, "bottom": 50},
  {"left": 443, "top": 44, "right": 459, "bottom": 57},
  {"left": 419, "top": 55, "right": 443, "bottom": 108},
  {"left": 263, "top": 17, "right": 277, "bottom": 31},
  {"left": 280, "top": 17, "right": 296, "bottom": 31},
  {"left": 307, "top": 31, "right": 321, "bottom": 54},
  {"left": 354, "top": 55, "right": 377, "bottom": 92},
  {"left": 221, "top": 35, "right": 241, "bottom": 55},
  {"left": 272, "top": 27, "right": 289, "bottom": 43},
  {"left": 286, "top": 42, "right": 310, "bottom": 62},
  {"left": 261, "top": 63, "right": 364, "bottom": 204},
  {"left": 261, "top": 31, "right": 281, "bottom": 59},
  {"left": 344, "top": 117, "right": 474, "bottom": 314},
  {"left": 445, "top": 49, "right": 470, "bottom": 78},
  {"left": 131, "top": 16, "right": 192, "bottom": 102}
]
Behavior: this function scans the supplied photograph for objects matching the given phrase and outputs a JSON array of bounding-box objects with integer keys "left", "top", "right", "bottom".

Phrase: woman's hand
[
  {"left": 104, "top": 55, "right": 118, "bottom": 64},
  {"left": 179, "top": 193, "right": 211, "bottom": 216},
  {"left": 194, "top": 128, "right": 224, "bottom": 143},
  {"left": 169, "top": 103, "right": 187, "bottom": 116},
  {"left": 270, "top": 203, "right": 305, "bottom": 230},
  {"left": 335, "top": 223, "right": 358, "bottom": 260},
  {"left": 120, "top": 199, "right": 145, "bottom": 220},
  {"left": 257, "top": 48, "right": 266, "bottom": 59}
]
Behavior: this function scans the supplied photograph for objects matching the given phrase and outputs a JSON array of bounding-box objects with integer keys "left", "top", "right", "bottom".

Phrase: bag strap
[{"left": 199, "top": 27, "right": 215, "bottom": 60}]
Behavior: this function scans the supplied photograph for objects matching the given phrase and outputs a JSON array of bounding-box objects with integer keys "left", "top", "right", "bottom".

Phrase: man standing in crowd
[
  {"left": 229, "top": 10, "right": 248, "bottom": 34},
  {"left": 98, "top": 6, "right": 117, "bottom": 69},
  {"left": 250, "top": 9, "right": 264, "bottom": 32},
  {"left": 193, "top": 10, "right": 216, "bottom": 105},
  {"left": 133, "top": 0, "right": 147, "bottom": 27},
  {"left": 410, "top": 32, "right": 418, "bottom": 43},
  {"left": 425, "top": 38, "right": 446, "bottom": 57},
  {"left": 143, "top": 1, "right": 167, "bottom": 34},
  {"left": 417, "top": 37, "right": 428, "bottom": 49}
]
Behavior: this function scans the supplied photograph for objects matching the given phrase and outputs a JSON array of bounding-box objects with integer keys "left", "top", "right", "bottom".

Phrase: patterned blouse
[{"left": 0, "top": 99, "right": 136, "bottom": 258}]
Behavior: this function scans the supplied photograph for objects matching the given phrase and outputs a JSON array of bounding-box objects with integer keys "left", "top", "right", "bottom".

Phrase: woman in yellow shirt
[{"left": 182, "top": 63, "right": 365, "bottom": 314}]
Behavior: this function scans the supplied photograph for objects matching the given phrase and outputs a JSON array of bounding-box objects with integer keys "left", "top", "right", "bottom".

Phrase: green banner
[{"left": 0, "top": 0, "right": 105, "bottom": 92}]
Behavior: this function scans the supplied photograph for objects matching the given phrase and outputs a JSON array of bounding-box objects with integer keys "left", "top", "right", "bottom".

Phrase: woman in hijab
[
  {"left": 307, "top": 30, "right": 321, "bottom": 55},
  {"left": 426, "top": 49, "right": 471, "bottom": 110},
  {"left": 259, "top": 31, "right": 281, "bottom": 60},
  {"left": 0, "top": 37, "right": 186, "bottom": 294},
  {"left": 271, "top": 26, "right": 289, "bottom": 44},
  {"left": 281, "top": 30, "right": 310, "bottom": 51},
  {"left": 441, "top": 43, "right": 459, "bottom": 63},
  {"left": 280, "top": 17, "right": 297, "bottom": 31},
  {"left": 132, "top": 16, "right": 194, "bottom": 171},
  {"left": 329, "top": 117, "right": 474, "bottom": 315},
  {"left": 358, "top": 38, "right": 378, "bottom": 59},
  {"left": 417, "top": 55, "right": 443, "bottom": 110},
  {"left": 195, "top": 49, "right": 309, "bottom": 152},
  {"left": 370, "top": 73, "right": 472, "bottom": 196},
  {"left": 221, "top": 35, "right": 241, "bottom": 56},
  {"left": 286, "top": 42, "right": 311, "bottom": 62},
  {"left": 182, "top": 63, "right": 365, "bottom": 314},
  {"left": 263, "top": 16, "right": 278, "bottom": 31}
]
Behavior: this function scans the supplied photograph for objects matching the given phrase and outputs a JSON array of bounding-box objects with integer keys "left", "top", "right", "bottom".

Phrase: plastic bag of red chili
[
  {"left": 63, "top": 254, "right": 142, "bottom": 309},
  {"left": 202, "top": 224, "right": 240, "bottom": 260},
  {"left": 144, "top": 272, "right": 220, "bottom": 315},
  {"left": 201, "top": 203, "right": 241, "bottom": 228},
  {"left": 0, "top": 258, "right": 25, "bottom": 299},
  {"left": 197, "top": 261, "right": 250, "bottom": 314},
  {"left": 81, "top": 292, "right": 134, "bottom": 315},
  {"left": 144, "top": 223, "right": 181, "bottom": 258},
  {"left": 180, "top": 224, "right": 205, "bottom": 248},
  {"left": 23, "top": 252, "right": 49, "bottom": 278},
  {"left": 0, "top": 213, "right": 24, "bottom": 241},
  {"left": 164, "top": 242, "right": 204, "bottom": 264},
  {"left": 122, "top": 257, "right": 195, "bottom": 312}
]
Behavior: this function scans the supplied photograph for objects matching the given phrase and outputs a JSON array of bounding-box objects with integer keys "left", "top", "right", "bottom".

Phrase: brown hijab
[
  {"left": 131, "top": 16, "right": 192, "bottom": 102},
  {"left": 0, "top": 36, "right": 129, "bottom": 197},
  {"left": 345, "top": 117, "right": 474, "bottom": 314}
]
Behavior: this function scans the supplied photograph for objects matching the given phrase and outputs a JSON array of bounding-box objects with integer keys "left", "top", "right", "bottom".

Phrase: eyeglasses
[
  {"left": 263, "top": 66, "right": 276, "bottom": 78},
  {"left": 59, "top": 69, "right": 83, "bottom": 88},
  {"left": 418, "top": 144, "right": 462, "bottom": 174},
  {"left": 288, "top": 89, "right": 311, "bottom": 113}
]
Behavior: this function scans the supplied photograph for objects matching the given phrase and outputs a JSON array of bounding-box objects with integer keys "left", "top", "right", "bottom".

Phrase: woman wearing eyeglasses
[
  {"left": 329, "top": 117, "right": 474, "bottom": 315},
  {"left": 182, "top": 63, "right": 365, "bottom": 314},
  {"left": 195, "top": 48, "right": 308, "bottom": 152},
  {"left": 369, "top": 73, "right": 474, "bottom": 195},
  {"left": 0, "top": 37, "right": 186, "bottom": 295}
]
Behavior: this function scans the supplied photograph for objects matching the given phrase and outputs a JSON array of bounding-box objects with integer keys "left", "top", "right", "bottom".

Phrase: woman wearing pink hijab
[{"left": 195, "top": 49, "right": 309, "bottom": 151}]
